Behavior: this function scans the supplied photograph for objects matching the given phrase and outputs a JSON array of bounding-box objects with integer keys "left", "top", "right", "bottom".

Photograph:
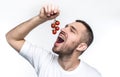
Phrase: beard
[{"left": 52, "top": 41, "right": 80, "bottom": 56}]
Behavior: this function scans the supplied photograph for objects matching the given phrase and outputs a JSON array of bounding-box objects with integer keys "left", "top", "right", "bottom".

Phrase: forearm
[
  {"left": 6, "top": 4, "right": 59, "bottom": 52},
  {"left": 6, "top": 15, "right": 46, "bottom": 41}
]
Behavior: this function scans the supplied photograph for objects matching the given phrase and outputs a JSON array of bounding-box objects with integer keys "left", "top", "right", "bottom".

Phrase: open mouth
[{"left": 56, "top": 36, "right": 64, "bottom": 43}]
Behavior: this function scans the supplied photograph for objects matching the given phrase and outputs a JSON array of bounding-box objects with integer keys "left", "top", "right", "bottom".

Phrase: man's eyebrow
[
  {"left": 70, "top": 25, "right": 77, "bottom": 31},
  {"left": 65, "top": 24, "right": 78, "bottom": 33},
  {"left": 65, "top": 24, "right": 68, "bottom": 27}
]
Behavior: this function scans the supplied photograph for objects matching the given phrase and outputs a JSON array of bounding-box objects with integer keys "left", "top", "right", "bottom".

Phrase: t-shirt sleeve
[{"left": 19, "top": 41, "right": 50, "bottom": 72}]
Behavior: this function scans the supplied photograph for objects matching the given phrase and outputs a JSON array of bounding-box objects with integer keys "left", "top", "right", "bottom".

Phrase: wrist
[{"left": 34, "top": 15, "right": 47, "bottom": 24}]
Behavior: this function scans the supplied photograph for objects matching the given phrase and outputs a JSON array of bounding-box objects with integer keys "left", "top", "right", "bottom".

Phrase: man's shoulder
[{"left": 80, "top": 60, "right": 102, "bottom": 77}]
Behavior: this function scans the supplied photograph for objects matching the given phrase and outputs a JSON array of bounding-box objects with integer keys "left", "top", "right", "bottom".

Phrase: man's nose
[
  {"left": 60, "top": 27, "right": 67, "bottom": 35},
  {"left": 61, "top": 27, "right": 67, "bottom": 32}
]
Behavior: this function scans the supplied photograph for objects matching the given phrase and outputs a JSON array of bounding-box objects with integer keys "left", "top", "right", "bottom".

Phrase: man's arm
[{"left": 6, "top": 4, "right": 60, "bottom": 52}]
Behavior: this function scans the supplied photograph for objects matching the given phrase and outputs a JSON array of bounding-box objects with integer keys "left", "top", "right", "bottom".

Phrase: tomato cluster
[{"left": 51, "top": 20, "right": 60, "bottom": 35}]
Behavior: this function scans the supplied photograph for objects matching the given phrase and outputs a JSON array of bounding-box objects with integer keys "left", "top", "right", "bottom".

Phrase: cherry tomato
[
  {"left": 51, "top": 23, "right": 56, "bottom": 28},
  {"left": 55, "top": 20, "right": 60, "bottom": 25},
  {"left": 55, "top": 27, "right": 59, "bottom": 31},
  {"left": 52, "top": 30, "right": 57, "bottom": 34},
  {"left": 55, "top": 24, "right": 58, "bottom": 27}
]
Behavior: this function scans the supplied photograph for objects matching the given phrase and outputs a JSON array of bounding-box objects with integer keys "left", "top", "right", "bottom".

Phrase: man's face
[{"left": 52, "top": 22, "right": 86, "bottom": 55}]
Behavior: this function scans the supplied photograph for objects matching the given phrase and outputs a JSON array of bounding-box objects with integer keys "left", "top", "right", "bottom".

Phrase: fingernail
[
  {"left": 54, "top": 10, "right": 57, "bottom": 14},
  {"left": 47, "top": 14, "right": 50, "bottom": 16}
]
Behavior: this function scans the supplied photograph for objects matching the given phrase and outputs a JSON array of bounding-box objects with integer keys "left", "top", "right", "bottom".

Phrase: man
[{"left": 6, "top": 4, "right": 101, "bottom": 77}]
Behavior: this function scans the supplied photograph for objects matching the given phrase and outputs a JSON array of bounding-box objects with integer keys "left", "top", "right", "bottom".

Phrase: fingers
[{"left": 43, "top": 4, "right": 60, "bottom": 17}]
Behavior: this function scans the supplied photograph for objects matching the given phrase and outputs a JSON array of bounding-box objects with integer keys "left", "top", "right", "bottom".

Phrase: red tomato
[
  {"left": 55, "top": 27, "right": 60, "bottom": 31},
  {"left": 52, "top": 30, "right": 57, "bottom": 34},
  {"left": 51, "top": 23, "right": 56, "bottom": 28},
  {"left": 55, "top": 20, "right": 60, "bottom": 25}
]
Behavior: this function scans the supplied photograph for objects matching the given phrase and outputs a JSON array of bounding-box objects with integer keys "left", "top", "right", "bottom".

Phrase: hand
[{"left": 38, "top": 4, "right": 60, "bottom": 21}]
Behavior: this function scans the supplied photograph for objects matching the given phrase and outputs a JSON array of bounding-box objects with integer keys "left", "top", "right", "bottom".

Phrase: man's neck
[{"left": 58, "top": 54, "right": 80, "bottom": 71}]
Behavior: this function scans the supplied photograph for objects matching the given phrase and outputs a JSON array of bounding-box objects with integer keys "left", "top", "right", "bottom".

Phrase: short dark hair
[{"left": 76, "top": 20, "right": 94, "bottom": 47}]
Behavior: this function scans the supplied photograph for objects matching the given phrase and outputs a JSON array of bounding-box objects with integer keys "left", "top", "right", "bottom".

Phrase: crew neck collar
[{"left": 55, "top": 57, "right": 82, "bottom": 74}]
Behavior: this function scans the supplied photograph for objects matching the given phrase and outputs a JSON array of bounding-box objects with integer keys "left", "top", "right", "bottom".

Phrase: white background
[{"left": 0, "top": 0, "right": 120, "bottom": 77}]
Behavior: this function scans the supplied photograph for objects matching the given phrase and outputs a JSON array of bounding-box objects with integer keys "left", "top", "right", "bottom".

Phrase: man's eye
[{"left": 70, "top": 29, "right": 74, "bottom": 33}]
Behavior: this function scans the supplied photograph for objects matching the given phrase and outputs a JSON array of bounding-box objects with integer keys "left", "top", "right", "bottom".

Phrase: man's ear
[{"left": 76, "top": 43, "right": 87, "bottom": 52}]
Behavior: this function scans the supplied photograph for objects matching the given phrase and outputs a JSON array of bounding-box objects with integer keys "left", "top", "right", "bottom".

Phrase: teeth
[{"left": 60, "top": 37, "right": 64, "bottom": 41}]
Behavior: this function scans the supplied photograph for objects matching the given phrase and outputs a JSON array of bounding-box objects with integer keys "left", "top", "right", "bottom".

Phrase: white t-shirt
[{"left": 20, "top": 41, "right": 102, "bottom": 77}]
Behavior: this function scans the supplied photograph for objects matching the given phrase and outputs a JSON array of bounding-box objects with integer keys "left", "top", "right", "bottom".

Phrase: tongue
[{"left": 57, "top": 37, "right": 64, "bottom": 43}]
